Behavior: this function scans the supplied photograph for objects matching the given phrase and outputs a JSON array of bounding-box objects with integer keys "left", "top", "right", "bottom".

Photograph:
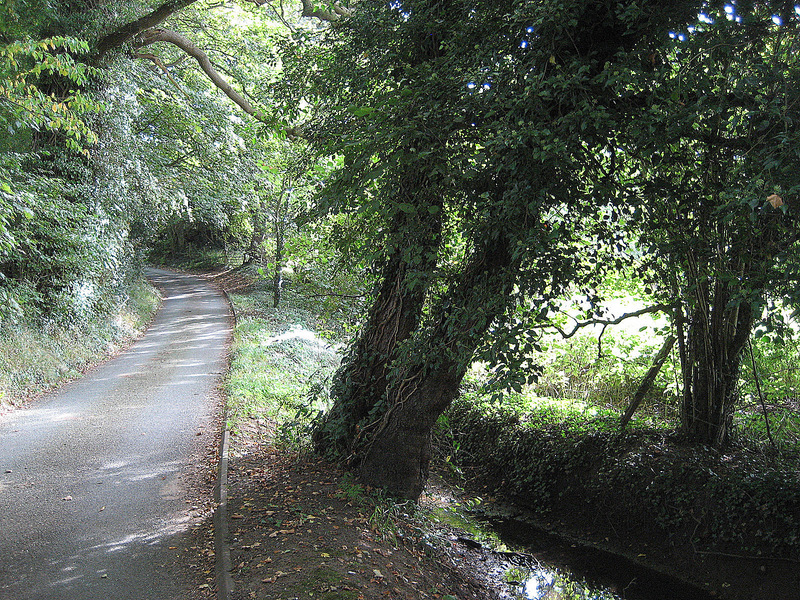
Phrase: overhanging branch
[
  {"left": 547, "top": 303, "right": 676, "bottom": 339},
  {"left": 300, "top": 0, "right": 353, "bottom": 21},
  {"left": 135, "top": 28, "right": 269, "bottom": 123},
  {"left": 94, "top": 0, "right": 200, "bottom": 62},
  {"left": 135, "top": 52, "right": 189, "bottom": 97}
]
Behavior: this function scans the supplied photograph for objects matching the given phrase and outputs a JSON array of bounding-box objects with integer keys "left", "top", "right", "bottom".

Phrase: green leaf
[{"left": 347, "top": 106, "right": 374, "bottom": 117}]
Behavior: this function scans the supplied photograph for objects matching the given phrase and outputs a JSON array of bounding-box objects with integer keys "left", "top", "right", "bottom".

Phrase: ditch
[
  {"left": 478, "top": 515, "right": 717, "bottom": 600},
  {"left": 427, "top": 497, "right": 717, "bottom": 600}
]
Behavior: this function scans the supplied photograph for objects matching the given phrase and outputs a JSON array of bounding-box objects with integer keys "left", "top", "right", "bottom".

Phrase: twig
[
  {"left": 693, "top": 549, "right": 800, "bottom": 563},
  {"left": 134, "top": 51, "right": 190, "bottom": 98},
  {"left": 545, "top": 303, "right": 676, "bottom": 340}
]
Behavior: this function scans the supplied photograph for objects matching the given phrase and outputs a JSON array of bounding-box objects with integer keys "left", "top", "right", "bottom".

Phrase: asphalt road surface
[{"left": 0, "top": 268, "right": 230, "bottom": 600}]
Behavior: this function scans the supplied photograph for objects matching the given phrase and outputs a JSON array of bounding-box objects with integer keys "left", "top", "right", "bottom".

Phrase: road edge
[
  {"left": 213, "top": 422, "right": 233, "bottom": 600},
  {"left": 214, "top": 284, "right": 235, "bottom": 600}
]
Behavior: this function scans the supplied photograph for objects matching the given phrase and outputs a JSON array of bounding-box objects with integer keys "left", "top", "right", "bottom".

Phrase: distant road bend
[{"left": 0, "top": 268, "right": 230, "bottom": 600}]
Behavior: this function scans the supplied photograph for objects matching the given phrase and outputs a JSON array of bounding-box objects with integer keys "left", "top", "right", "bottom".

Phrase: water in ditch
[{"left": 428, "top": 501, "right": 717, "bottom": 600}]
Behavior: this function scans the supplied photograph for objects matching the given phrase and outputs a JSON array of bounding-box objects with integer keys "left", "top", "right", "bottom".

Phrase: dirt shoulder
[{"left": 224, "top": 417, "right": 511, "bottom": 600}]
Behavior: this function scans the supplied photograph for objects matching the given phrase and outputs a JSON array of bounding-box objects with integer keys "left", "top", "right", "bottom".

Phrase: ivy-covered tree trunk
[
  {"left": 313, "top": 204, "right": 442, "bottom": 459},
  {"left": 358, "top": 236, "right": 516, "bottom": 499},
  {"left": 306, "top": 0, "right": 707, "bottom": 499}
]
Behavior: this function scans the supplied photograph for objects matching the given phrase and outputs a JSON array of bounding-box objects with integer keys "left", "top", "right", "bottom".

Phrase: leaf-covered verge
[
  {"left": 225, "top": 434, "right": 506, "bottom": 600},
  {"left": 213, "top": 265, "right": 535, "bottom": 600},
  {"left": 442, "top": 398, "right": 800, "bottom": 600},
  {"left": 0, "top": 273, "right": 160, "bottom": 410}
]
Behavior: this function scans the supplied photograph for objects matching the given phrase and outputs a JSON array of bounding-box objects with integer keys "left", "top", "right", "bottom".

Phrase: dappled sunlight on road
[{"left": 0, "top": 268, "right": 229, "bottom": 599}]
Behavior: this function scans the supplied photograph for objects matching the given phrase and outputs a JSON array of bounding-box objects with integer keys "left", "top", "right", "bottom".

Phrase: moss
[
  {"left": 320, "top": 591, "right": 358, "bottom": 600},
  {"left": 311, "top": 567, "right": 342, "bottom": 584}
]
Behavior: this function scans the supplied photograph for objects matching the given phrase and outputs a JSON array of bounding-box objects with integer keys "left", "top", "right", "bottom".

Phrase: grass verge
[{"left": 216, "top": 266, "right": 346, "bottom": 450}]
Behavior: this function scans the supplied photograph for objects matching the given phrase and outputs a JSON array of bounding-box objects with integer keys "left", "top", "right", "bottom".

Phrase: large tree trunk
[
  {"left": 358, "top": 235, "right": 516, "bottom": 499},
  {"left": 312, "top": 0, "right": 456, "bottom": 462},
  {"left": 243, "top": 194, "right": 267, "bottom": 266},
  {"left": 312, "top": 205, "right": 442, "bottom": 459}
]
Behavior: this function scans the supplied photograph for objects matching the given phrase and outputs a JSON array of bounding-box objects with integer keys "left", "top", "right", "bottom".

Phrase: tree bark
[
  {"left": 273, "top": 190, "right": 286, "bottom": 308},
  {"left": 620, "top": 334, "right": 676, "bottom": 430},
  {"left": 358, "top": 234, "right": 516, "bottom": 500},
  {"left": 135, "top": 28, "right": 268, "bottom": 122},
  {"left": 678, "top": 202, "right": 791, "bottom": 447},
  {"left": 243, "top": 195, "right": 267, "bottom": 266},
  {"left": 680, "top": 284, "right": 754, "bottom": 446},
  {"left": 312, "top": 204, "right": 442, "bottom": 459}
]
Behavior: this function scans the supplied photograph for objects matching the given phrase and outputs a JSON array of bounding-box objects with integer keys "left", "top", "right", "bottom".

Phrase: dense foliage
[
  {"left": 2, "top": 0, "right": 800, "bottom": 509},
  {"left": 295, "top": 0, "right": 800, "bottom": 497}
]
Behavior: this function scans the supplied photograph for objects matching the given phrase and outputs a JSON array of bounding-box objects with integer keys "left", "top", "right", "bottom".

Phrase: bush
[{"left": 0, "top": 274, "right": 159, "bottom": 408}]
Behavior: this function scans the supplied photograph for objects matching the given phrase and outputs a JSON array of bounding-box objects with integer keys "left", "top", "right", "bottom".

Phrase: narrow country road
[{"left": 0, "top": 268, "right": 230, "bottom": 600}]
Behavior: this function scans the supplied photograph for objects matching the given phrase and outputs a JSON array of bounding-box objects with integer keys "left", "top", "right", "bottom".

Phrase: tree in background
[
  {"left": 0, "top": 2, "right": 111, "bottom": 325},
  {"left": 0, "top": 0, "right": 305, "bottom": 322}
]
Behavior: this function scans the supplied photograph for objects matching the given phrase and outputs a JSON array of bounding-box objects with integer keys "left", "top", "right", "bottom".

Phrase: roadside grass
[
  {"left": 0, "top": 277, "right": 160, "bottom": 410},
  {"left": 224, "top": 271, "right": 347, "bottom": 449}
]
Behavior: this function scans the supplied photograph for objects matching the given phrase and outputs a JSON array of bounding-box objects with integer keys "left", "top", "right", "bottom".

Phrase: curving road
[{"left": 0, "top": 268, "right": 230, "bottom": 600}]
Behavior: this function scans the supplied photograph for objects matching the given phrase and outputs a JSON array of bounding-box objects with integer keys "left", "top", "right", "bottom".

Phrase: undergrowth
[
  {"left": 440, "top": 396, "right": 800, "bottom": 563},
  {"left": 0, "top": 275, "right": 160, "bottom": 409}
]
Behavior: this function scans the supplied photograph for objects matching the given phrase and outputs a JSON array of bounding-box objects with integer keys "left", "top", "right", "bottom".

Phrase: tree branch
[
  {"left": 547, "top": 303, "right": 676, "bottom": 339},
  {"left": 300, "top": 0, "right": 353, "bottom": 21},
  {"left": 93, "top": 0, "right": 200, "bottom": 62},
  {"left": 135, "top": 28, "right": 269, "bottom": 123},
  {"left": 134, "top": 52, "right": 189, "bottom": 98},
  {"left": 620, "top": 334, "right": 677, "bottom": 430}
]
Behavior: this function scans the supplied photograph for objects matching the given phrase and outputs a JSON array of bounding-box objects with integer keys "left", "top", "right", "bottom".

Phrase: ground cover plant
[{"left": 439, "top": 386, "right": 800, "bottom": 599}]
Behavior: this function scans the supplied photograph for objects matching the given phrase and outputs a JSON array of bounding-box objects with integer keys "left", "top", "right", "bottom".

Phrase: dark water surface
[{"left": 480, "top": 516, "right": 718, "bottom": 600}]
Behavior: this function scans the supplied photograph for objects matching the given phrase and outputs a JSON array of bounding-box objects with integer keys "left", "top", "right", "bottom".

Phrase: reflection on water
[
  {"left": 482, "top": 516, "right": 716, "bottom": 600},
  {"left": 506, "top": 564, "right": 619, "bottom": 599}
]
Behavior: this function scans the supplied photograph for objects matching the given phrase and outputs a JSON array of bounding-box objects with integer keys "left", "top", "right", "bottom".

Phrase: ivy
[{"left": 445, "top": 397, "right": 800, "bottom": 560}]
